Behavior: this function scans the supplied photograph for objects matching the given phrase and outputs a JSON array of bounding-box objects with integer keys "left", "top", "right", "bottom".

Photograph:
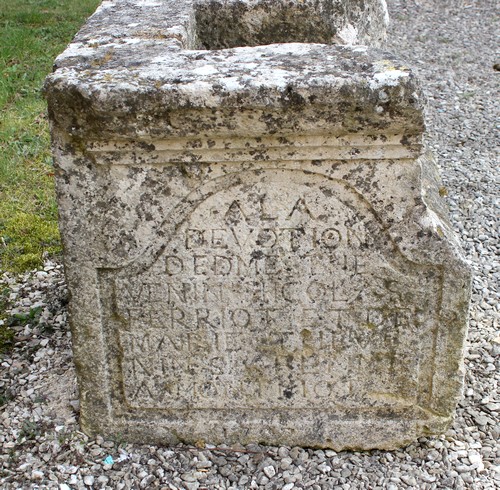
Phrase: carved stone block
[{"left": 44, "top": 0, "right": 470, "bottom": 449}]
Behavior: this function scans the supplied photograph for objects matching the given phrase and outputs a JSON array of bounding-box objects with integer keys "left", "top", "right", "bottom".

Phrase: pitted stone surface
[
  {"left": 48, "top": 43, "right": 423, "bottom": 141},
  {"left": 44, "top": 0, "right": 470, "bottom": 450}
]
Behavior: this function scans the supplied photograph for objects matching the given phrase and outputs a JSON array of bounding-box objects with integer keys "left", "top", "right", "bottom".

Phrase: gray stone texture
[{"left": 44, "top": 0, "right": 470, "bottom": 450}]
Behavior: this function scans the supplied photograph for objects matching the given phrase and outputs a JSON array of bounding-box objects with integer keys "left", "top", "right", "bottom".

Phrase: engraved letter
[
  {"left": 165, "top": 256, "right": 183, "bottom": 275},
  {"left": 282, "top": 282, "right": 298, "bottom": 302},
  {"left": 186, "top": 229, "right": 206, "bottom": 249},
  {"left": 259, "top": 194, "right": 277, "bottom": 221},
  {"left": 211, "top": 229, "right": 228, "bottom": 248},
  {"left": 320, "top": 228, "right": 341, "bottom": 249},
  {"left": 256, "top": 228, "right": 277, "bottom": 248},
  {"left": 231, "top": 308, "right": 251, "bottom": 328},
  {"left": 306, "top": 281, "right": 327, "bottom": 302},
  {"left": 214, "top": 255, "right": 232, "bottom": 275},
  {"left": 288, "top": 197, "right": 314, "bottom": 219},
  {"left": 193, "top": 255, "right": 209, "bottom": 275},
  {"left": 225, "top": 200, "right": 249, "bottom": 225}
]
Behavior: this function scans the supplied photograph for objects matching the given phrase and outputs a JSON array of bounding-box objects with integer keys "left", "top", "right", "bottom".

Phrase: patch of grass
[
  {"left": 460, "top": 91, "right": 476, "bottom": 100},
  {"left": 18, "top": 418, "right": 45, "bottom": 441},
  {"left": 0, "top": 324, "right": 15, "bottom": 356},
  {"left": 0, "top": 0, "right": 101, "bottom": 273},
  {"left": 6, "top": 305, "right": 43, "bottom": 329},
  {"left": 0, "top": 387, "right": 14, "bottom": 407},
  {"left": 1, "top": 212, "right": 60, "bottom": 271}
]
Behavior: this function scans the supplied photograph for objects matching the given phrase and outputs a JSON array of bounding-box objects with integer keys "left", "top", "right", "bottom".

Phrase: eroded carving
[{"left": 99, "top": 169, "right": 442, "bottom": 414}]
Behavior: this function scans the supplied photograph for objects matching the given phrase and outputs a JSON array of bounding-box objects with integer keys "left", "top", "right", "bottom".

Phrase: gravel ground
[{"left": 1, "top": 1, "right": 499, "bottom": 488}]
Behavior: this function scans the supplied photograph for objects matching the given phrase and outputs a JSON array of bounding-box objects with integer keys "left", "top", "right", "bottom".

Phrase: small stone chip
[
  {"left": 474, "top": 414, "right": 491, "bottom": 426},
  {"left": 83, "top": 475, "right": 95, "bottom": 486},
  {"left": 280, "top": 457, "right": 293, "bottom": 470},
  {"left": 31, "top": 470, "right": 44, "bottom": 480},
  {"left": 263, "top": 465, "right": 276, "bottom": 478},
  {"left": 317, "top": 463, "right": 332, "bottom": 474},
  {"left": 140, "top": 475, "right": 156, "bottom": 488}
]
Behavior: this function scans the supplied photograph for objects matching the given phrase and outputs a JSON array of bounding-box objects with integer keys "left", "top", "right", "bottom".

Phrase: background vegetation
[
  {"left": 0, "top": 0, "right": 101, "bottom": 273},
  {"left": 0, "top": 0, "right": 100, "bottom": 354}
]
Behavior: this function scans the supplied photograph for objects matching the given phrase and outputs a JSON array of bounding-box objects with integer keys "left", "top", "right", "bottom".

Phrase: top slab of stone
[{"left": 44, "top": 0, "right": 418, "bottom": 142}]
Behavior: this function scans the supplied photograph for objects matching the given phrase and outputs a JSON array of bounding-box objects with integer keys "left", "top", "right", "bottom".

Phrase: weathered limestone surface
[{"left": 45, "top": 0, "right": 471, "bottom": 450}]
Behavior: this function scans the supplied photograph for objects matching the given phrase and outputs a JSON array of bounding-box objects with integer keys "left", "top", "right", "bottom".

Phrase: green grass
[
  {"left": 0, "top": 0, "right": 101, "bottom": 356},
  {"left": 0, "top": 0, "right": 101, "bottom": 273}
]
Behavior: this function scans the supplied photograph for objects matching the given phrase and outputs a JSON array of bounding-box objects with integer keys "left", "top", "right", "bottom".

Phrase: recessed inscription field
[{"left": 99, "top": 169, "right": 442, "bottom": 412}]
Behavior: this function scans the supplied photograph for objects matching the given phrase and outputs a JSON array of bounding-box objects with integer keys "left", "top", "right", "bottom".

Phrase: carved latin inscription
[{"left": 100, "top": 169, "right": 442, "bottom": 412}]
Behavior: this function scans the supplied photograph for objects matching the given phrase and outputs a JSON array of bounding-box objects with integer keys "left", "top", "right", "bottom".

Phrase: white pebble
[
  {"left": 263, "top": 465, "right": 276, "bottom": 478},
  {"left": 84, "top": 475, "right": 95, "bottom": 486},
  {"left": 31, "top": 470, "right": 44, "bottom": 480}
]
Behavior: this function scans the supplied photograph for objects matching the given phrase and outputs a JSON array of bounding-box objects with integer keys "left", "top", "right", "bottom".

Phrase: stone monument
[{"left": 45, "top": 0, "right": 471, "bottom": 450}]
